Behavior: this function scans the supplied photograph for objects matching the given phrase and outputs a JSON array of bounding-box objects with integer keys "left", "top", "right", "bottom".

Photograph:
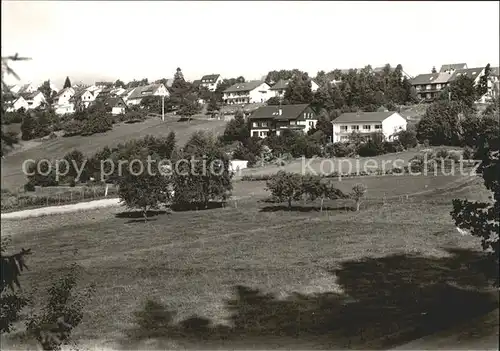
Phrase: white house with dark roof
[
  {"left": 248, "top": 104, "right": 318, "bottom": 138},
  {"left": 223, "top": 80, "right": 271, "bottom": 105},
  {"left": 332, "top": 111, "right": 407, "bottom": 143},
  {"left": 102, "top": 97, "right": 127, "bottom": 115},
  {"left": 199, "top": 74, "right": 222, "bottom": 92},
  {"left": 70, "top": 89, "right": 95, "bottom": 110},
  {"left": 410, "top": 72, "right": 454, "bottom": 101},
  {"left": 5, "top": 95, "right": 29, "bottom": 112},
  {"left": 20, "top": 91, "right": 46, "bottom": 109},
  {"left": 53, "top": 87, "right": 76, "bottom": 115},
  {"left": 126, "top": 83, "right": 169, "bottom": 106}
]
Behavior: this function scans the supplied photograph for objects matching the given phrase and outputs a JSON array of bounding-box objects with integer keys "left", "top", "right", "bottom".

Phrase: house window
[
  {"left": 261, "top": 122, "right": 268, "bottom": 127},
  {"left": 308, "top": 121, "right": 314, "bottom": 127},
  {"left": 290, "top": 121, "right": 297, "bottom": 125},
  {"left": 351, "top": 125, "right": 360, "bottom": 130},
  {"left": 340, "top": 125, "right": 348, "bottom": 131},
  {"left": 374, "top": 124, "right": 382, "bottom": 130},
  {"left": 252, "top": 122, "right": 258, "bottom": 127},
  {"left": 363, "top": 125, "right": 371, "bottom": 130}
]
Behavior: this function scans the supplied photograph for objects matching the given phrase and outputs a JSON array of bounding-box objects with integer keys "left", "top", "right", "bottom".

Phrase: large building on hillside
[
  {"left": 199, "top": 74, "right": 222, "bottom": 92},
  {"left": 410, "top": 66, "right": 487, "bottom": 102},
  {"left": 223, "top": 80, "right": 271, "bottom": 105},
  {"left": 332, "top": 111, "right": 407, "bottom": 143},
  {"left": 248, "top": 104, "right": 318, "bottom": 138}
]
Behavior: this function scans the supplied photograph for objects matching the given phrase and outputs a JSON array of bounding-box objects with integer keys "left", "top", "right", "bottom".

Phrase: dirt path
[{"left": 1, "top": 198, "right": 122, "bottom": 220}]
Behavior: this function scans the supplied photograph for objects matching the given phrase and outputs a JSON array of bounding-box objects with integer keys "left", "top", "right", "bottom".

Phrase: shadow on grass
[
  {"left": 170, "top": 201, "right": 225, "bottom": 212},
  {"left": 120, "top": 248, "right": 498, "bottom": 350},
  {"left": 260, "top": 205, "right": 353, "bottom": 213},
  {"left": 116, "top": 210, "right": 168, "bottom": 219}
]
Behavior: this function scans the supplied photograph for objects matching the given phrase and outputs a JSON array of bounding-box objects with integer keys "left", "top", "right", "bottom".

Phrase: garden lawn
[{"left": 1, "top": 175, "right": 496, "bottom": 350}]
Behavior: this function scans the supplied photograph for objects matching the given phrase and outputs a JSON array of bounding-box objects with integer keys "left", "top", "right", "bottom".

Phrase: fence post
[
  {"left": 70, "top": 190, "right": 73, "bottom": 202},
  {"left": 46, "top": 196, "right": 49, "bottom": 206}
]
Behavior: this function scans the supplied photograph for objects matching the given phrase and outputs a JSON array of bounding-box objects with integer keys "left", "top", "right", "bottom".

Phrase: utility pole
[{"left": 162, "top": 94, "right": 165, "bottom": 121}]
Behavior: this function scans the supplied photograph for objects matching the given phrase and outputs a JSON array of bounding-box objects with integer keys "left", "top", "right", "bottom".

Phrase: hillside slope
[{"left": 1, "top": 118, "right": 227, "bottom": 190}]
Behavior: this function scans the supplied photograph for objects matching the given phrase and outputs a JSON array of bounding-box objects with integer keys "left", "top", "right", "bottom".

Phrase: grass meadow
[{"left": 2, "top": 173, "right": 497, "bottom": 350}]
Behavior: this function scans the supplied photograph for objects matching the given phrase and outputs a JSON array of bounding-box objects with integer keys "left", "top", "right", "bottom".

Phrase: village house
[
  {"left": 411, "top": 65, "right": 492, "bottom": 102},
  {"left": 126, "top": 83, "right": 169, "bottom": 106},
  {"left": 480, "top": 66, "right": 500, "bottom": 103},
  {"left": 70, "top": 89, "right": 96, "bottom": 110},
  {"left": 223, "top": 80, "right": 271, "bottom": 105},
  {"left": 53, "top": 87, "right": 76, "bottom": 115},
  {"left": 118, "top": 87, "right": 136, "bottom": 104},
  {"left": 410, "top": 72, "right": 454, "bottom": 101},
  {"left": 102, "top": 97, "right": 127, "bottom": 115},
  {"left": 5, "top": 96, "right": 29, "bottom": 112},
  {"left": 199, "top": 74, "right": 222, "bottom": 92},
  {"left": 332, "top": 110, "right": 407, "bottom": 143},
  {"left": 20, "top": 91, "right": 46, "bottom": 109},
  {"left": 248, "top": 104, "right": 318, "bottom": 138}
]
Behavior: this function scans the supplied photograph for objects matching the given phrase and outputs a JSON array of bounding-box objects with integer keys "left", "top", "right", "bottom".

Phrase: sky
[{"left": 2, "top": 1, "right": 499, "bottom": 89}]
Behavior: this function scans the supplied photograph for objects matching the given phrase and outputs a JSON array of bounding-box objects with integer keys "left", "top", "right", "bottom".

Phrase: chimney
[{"left": 279, "top": 108, "right": 282, "bottom": 116}]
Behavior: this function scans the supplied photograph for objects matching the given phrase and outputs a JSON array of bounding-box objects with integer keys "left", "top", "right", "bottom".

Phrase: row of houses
[
  {"left": 410, "top": 63, "right": 500, "bottom": 103},
  {"left": 6, "top": 81, "right": 170, "bottom": 115},
  {"left": 247, "top": 103, "right": 407, "bottom": 143}
]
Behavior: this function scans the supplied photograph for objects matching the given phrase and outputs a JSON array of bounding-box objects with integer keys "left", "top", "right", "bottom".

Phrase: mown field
[
  {"left": 1, "top": 118, "right": 227, "bottom": 191},
  {"left": 2, "top": 174, "right": 497, "bottom": 350}
]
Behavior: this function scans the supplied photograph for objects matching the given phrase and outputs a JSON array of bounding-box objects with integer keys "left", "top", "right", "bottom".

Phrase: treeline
[
  {"left": 266, "top": 171, "right": 367, "bottom": 212},
  {"left": 265, "top": 65, "right": 418, "bottom": 116}
]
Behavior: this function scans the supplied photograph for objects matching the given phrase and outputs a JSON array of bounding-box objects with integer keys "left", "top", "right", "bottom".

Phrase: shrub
[
  {"left": 133, "top": 299, "right": 175, "bottom": 337},
  {"left": 395, "top": 128, "right": 418, "bottom": 149},
  {"left": 463, "top": 147, "right": 474, "bottom": 160},
  {"left": 62, "top": 120, "right": 84, "bottom": 137},
  {"left": 331, "top": 142, "right": 356, "bottom": 157}
]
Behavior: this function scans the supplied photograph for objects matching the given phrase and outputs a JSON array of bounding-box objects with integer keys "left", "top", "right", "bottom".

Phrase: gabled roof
[
  {"left": 127, "top": 84, "right": 163, "bottom": 100},
  {"left": 69, "top": 89, "right": 92, "bottom": 101},
  {"left": 333, "top": 111, "right": 399, "bottom": 123},
  {"left": 439, "top": 63, "right": 467, "bottom": 72},
  {"left": 19, "top": 91, "right": 43, "bottom": 101},
  {"left": 450, "top": 67, "right": 484, "bottom": 82},
  {"left": 200, "top": 74, "right": 220, "bottom": 83},
  {"left": 224, "top": 80, "right": 266, "bottom": 93},
  {"left": 54, "top": 87, "right": 74, "bottom": 98},
  {"left": 103, "top": 97, "right": 126, "bottom": 108},
  {"left": 118, "top": 87, "right": 135, "bottom": 98},
  {"left": 17, "top": 83, "right": 34, "bottom": 94},
  {"left": 249, "top": 104, "right": 311, "bottom": 121},
  {"left": 269, "top": 79, "right": 290, "bottom": 91},
  {"left": 410, "top": 72, "right": 453, "bottom": 85}
]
